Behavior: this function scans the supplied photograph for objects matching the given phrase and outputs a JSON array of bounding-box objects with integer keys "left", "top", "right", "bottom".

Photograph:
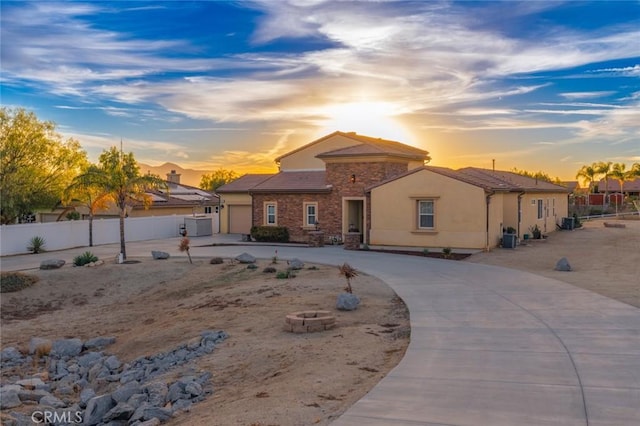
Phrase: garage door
[{"left": 229, "top": 205, "right": 252, "bottom": 234}]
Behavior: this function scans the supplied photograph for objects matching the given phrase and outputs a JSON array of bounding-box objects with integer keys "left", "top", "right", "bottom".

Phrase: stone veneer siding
[{"left": 252, "top": 160, "right": 409, "bottom": 243}]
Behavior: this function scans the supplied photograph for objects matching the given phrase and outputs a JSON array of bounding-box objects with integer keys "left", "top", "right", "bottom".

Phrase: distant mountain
[{"left": 138, "top": 162, "right": 213, "bottom": 187}]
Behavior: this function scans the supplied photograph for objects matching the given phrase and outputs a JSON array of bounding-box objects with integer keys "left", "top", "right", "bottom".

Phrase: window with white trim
[
  {"left": 265, "top": 203, "right": 277, "bottom": 225},
  {"left": 304, "top": 202, "right": 318, "bottom": 227},
  {"left": 418, "top": 200, "right": 435, "bottom": 229},
  {"left": 537, "top": 199, "right": 543, "bottom": 219}
]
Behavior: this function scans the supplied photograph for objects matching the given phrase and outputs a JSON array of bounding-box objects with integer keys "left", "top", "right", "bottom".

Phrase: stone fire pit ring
[{"left": 284, "top": 310, "right": 336, "bottom": 333}]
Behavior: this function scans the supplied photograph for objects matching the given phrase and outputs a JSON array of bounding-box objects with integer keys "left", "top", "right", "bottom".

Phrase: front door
[{"left": 343, "top": 198, "right": 365, "bottom": 243}]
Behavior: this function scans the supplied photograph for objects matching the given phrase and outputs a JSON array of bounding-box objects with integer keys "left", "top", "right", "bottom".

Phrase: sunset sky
[{"left": 2, "top": 1, "right": 639, "bottom": 179}]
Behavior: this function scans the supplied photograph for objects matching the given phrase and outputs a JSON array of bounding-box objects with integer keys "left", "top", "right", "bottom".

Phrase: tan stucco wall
[
  {"left": 278, "top": 135, "right": 361, "bottom": 171},
  {"left": 370, "top": 169, "right": 492, "bottom": 249},
  {"left": 219, "top": 193, "right": 252, "bottom": 234},
  {"left": 130, "top": 206, "right": 200, "bottom": 217},
  {"left": 520, "top": 193, "right": 568, "bottom": 237}
]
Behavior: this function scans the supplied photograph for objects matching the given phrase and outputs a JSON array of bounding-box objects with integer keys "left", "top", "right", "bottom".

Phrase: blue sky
[{"left": 2, "top": 1, "right": 639, "bottom": 179}]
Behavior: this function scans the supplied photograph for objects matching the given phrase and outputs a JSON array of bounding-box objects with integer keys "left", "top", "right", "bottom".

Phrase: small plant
[
  {"left": 247, "top": 263, "right": 258, "bottom": 270},
  {"left": 572, "top": 213, "right": 582, "bottom": 228},
  {"left": 272, "top": 249, "right": 278, "bottom": 264},
  {"left": 263, "top": 266, "right": 277, "bottom": 273},
  {"left": 505, "top": 226, "right": 516, "bottom": 234},
  {"left": 361, "top": 243, "right": 370, "bottom": 251},
  {"left": 27, "top": 236, "right": 46, "bottom": 254},
  {"left": 442, "top": 247, "right": 452, "bottom": 259},
  {"left": 530, "top": 224, "right": 542, "bottom": 239},
  {"left": 307, "top": 265, "right": 319, "bottom": 270},
  {"left": 179, "top": 236, "right": 192, "bottom": 264},
  {"left": 276, "top": 269, "right": 296, "bottom": 279},
  {"left": 422, "top": 248, "right": 430, "bottom": 256},
  {"left": 33, "top": 341, "right": 52, "bottom": 367},
  {"left": 339, "top": 263, "right": 359, "bottom": 293},
  {"left": 210, "top": 257, "right": 224, "bottom": 264},
  {"left": 0, "top": 272, "right": 39, "bottom": 293},
  {"left": 73, "top": 251, "right": 98, "bottom": 266}
]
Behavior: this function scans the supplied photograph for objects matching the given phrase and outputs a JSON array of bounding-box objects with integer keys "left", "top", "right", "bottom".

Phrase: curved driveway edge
[{"left": 3, "top": 238, "right": 639, "bottom": 425}]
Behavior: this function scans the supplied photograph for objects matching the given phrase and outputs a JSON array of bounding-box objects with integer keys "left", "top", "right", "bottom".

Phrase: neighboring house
[
  {"left": 594, "top": 178, "right": 640, "bottom": 198},
  {"left": 40, "top": 170, "right": 220, "bottom": 226},
  {"left": 216, "top": 131, "right": 570, "bottom": 249}
]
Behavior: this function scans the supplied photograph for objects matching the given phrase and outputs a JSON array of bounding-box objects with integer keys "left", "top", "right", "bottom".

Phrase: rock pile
[{"left": 0, "top": 330, "right": 227, "bottom": 426}]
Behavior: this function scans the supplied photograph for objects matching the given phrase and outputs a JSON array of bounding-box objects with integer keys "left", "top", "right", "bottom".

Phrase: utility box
[
  {"left": 502, "top": 233, "right": 517, "bottom": 249},
  {"left": 184, "top": 216, "right": 213, "bottom": 237},
  {"left": 562, "top": 217, "right": 575, "bottom": 230}
]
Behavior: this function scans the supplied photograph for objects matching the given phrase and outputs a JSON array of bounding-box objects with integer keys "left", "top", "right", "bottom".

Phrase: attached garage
[
  {"left": 216, "top": 174, "right": 275, "bottom": 235},
  {"left": 228, "top": 205, "right": 252, "bottom": 234}
]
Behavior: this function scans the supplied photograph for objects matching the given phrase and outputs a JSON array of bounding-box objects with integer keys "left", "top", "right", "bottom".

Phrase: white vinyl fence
[{"left": 0, "top": 216, "right": 191, "bottom": 256}]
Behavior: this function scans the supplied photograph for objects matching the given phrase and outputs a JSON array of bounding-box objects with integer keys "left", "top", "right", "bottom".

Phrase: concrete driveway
[{"left": 2, "top": 236, "right": 639, "bottom": 425}]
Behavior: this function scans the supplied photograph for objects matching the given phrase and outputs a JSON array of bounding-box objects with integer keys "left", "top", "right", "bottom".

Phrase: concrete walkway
[{"left": 2, "top": 236, "right": 639, "bottom": 425}]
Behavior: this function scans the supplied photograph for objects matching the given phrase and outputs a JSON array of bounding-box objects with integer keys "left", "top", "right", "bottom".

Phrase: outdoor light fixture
[{"left": 350, "top": 174, "right": 356, "bottom": 183}]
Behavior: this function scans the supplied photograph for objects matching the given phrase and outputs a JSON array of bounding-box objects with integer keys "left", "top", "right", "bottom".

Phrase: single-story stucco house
[{"left": 217, "top": 131, "right": 570, "bottom": 250}]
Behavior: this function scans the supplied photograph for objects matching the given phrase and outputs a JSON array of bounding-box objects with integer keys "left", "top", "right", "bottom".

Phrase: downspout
[
  {"left": 517, "top": 191, "right": 525, "bottom": 238},
  {"left": 485, "top": 191, "right": 495, "bottom": 251}
]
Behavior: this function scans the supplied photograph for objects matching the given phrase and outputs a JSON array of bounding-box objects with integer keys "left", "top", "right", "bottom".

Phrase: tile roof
[
  {"left": 276, "top": 131, "right": 429, "bottom": 162},
  {"left": 367, "top": 166, "right": 570, "bottom": 193},
  {"left": 216, "top": 174, "right": 275, "bottom": 193},
  {"left": 595, "top": 178, "right": 640, "bottom": 192},
  {"left": 250, "top": 171, "right": 331, "bottom": 193},
  {"left": 455, "top": 167, "right": 570, "bottom": 192}
]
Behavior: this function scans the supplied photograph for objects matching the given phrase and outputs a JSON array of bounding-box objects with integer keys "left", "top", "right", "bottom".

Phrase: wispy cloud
[{"left": 560, "top": 91, "right": 616, "bottom": 100}]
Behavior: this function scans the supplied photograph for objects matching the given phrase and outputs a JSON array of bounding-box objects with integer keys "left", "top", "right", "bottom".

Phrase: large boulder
[
  {"left": 40, "top": 259, "right": 65, "bottom": 270},
  {"left": 83, "top": 394, "right": 115, "bottom": 425},
  {"left": 555, "top": 257, "right": 572, "bottom": 272},
  {"left": 84, "top": 336, "right": 116, "bottom": 350},
  {"left": 336, "top": 293, "right": 360, "bottom": 311},
  {"left": 51, "top": 338, "right": 83, "bottom": 358},
  {"left": 0, "top": 386, "right": 22, "bottom": 409},
  {"left": 287, "top": 258, "right": 305, "bottom": 270},
  {"left": 1, "top": 347, "right": 22, "bottom": 362},
  {"left": 151, "top": 251, "right": 170, "bottom": 260},
  {"left": 235, "top": 252, "right": 256, "bottom": 264}
]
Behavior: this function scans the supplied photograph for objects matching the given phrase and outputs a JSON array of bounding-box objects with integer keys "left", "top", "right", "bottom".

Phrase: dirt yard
[
  {"left": 1, "top": 259, "right": 409, "bottom": 425},
  {"left": 467, "top": 218, "right": 640, "bottom": 308}
]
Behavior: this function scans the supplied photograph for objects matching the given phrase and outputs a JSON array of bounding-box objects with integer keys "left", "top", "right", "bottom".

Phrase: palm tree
[
  {"left": 595, "top": 161, "right": 613, "bottom": 211},
  {"left": 73, "top": 147, "right": 166, "bottom": 259},
  {"left": 64, "top": 164, "right": 112, "bottom": 246},
  {"left": 609, "top": 163, "right": 629, "bottom": 215},
  {"left": 576, "top": 164, "right": 598, "bottom": 205}
]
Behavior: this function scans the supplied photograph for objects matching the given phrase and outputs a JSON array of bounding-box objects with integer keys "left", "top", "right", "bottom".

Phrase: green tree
[
  {"left": 0, "top": 108, "right": 88, "bottom": 224},
  {"left": 73, "top": 147, "right": 166, "bottom": 259},
  {"left": 199, "top": 169, "right": 238, "bottom": 191},
  {"left": 511, "top": 168, "right": 562, "bottom": 184}
]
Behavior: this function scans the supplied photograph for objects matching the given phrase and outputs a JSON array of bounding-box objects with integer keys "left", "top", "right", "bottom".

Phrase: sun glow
[{"left": 313, "top": 101, "right": 415, "bottom": 144}]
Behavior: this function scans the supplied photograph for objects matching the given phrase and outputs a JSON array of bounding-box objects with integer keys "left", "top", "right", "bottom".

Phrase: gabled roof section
[
  {"left": 249, "top": 171, "right": 331, "bottom": 193},
  {"left": 275, "top": 131, "right": 429, "bottom": 163},
  {"left": 367, "top": 166, "right": 570, "bottom": 193},
  {"left": 216, "top": 174, "right": 275, "bottom": 193}
]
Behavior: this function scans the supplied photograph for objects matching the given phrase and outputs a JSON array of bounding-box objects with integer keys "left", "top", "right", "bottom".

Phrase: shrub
[
  {"left": 210, "top": 257, "right": 224, "bottom": 264},
  {"left": 263, "top": 266, "right": 277, "bottom": 273},
  {"left": 73, "top": 251, "right": 99, "bottom": 267},
  {"left": 422, "top": 248, "right": 430, "bottom": 256},
  {"left": 247, "top": 264, "right": 258, "bottom": 270},
  {"left": 361, "top": 243, "right": 370, "bottom": 251},
  {"left": 250, "top": 226, "right": 290, "bottom": 243},
  {"left": 442, "top": 247, "right": 452, "bottom": 259},
  {"left": 66, "top": 211, "right": 80, "bottom": 220},
  {"left": 27, "top": 236, "right": 46, "bottom": 254},
  {"left": 1, "top": 272, "right": 39, "bottom": 293},
  {"left": 276, "top": 269, "right": 296, "bottom": 279}
]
